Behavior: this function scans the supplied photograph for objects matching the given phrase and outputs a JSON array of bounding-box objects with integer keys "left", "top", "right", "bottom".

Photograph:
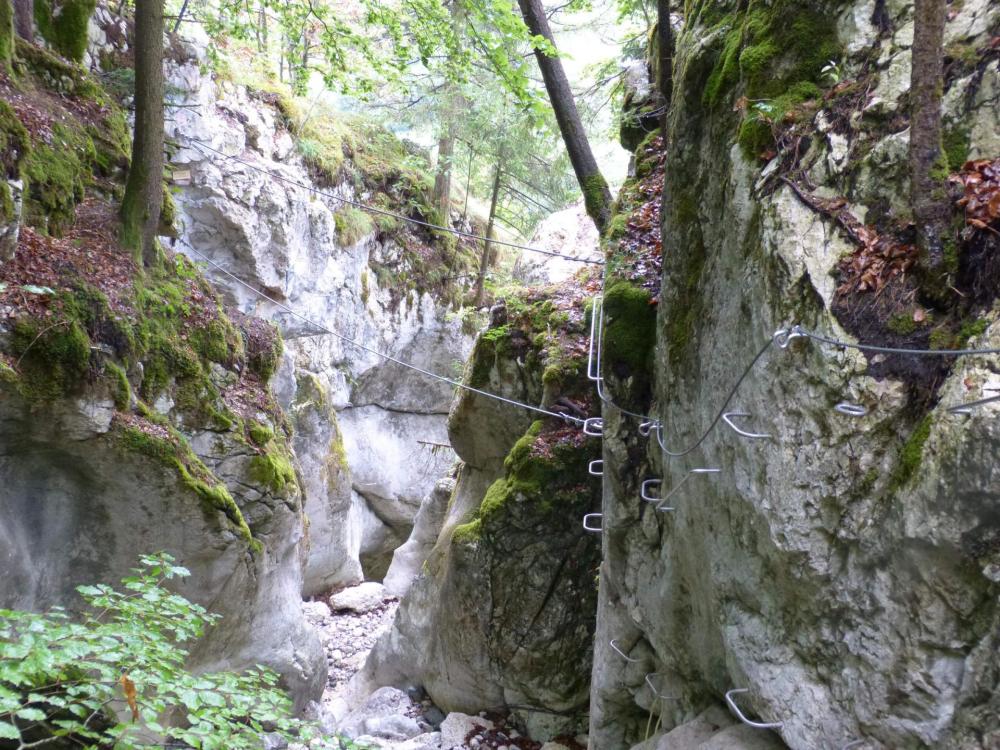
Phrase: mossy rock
[
  {"left": 10, "top": 316, "right": 92, "bottom": 402},
  {"left": 602, "top": 281, "right": 657, "bottom": 388},
  {"left": 22, "top": 122, "right": 95, "bottom": 234},
  {"left": 116, "top": 424, "right": 256, "bottom": 546},
  {"left": 0, "top": 101, "right": 28, "bottom": 180},
  {"left": 335, "top": 206, "right": 374, "bottom": 246},
  {"left": 249, "top": 448, "right": 297, "bottom": 494},
  {"left": 35, "top": 0, "right": 97, "bottom": 63}
]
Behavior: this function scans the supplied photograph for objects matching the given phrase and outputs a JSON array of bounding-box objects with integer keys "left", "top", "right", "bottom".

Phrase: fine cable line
[
  {"left": 183, "top": 138, "right": 604, "bottom": 266},
  {"left": 792, "top": 325, "right": 1000, "bottom": 357},
  {"left": 182, "top": 247, "right": 592, "bottom": 426}
]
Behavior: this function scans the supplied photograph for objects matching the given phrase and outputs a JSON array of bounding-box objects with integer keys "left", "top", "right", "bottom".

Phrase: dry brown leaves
[
  {"left": 953, "top": 158, "right": 1000, "bottom": 234},
  {"left": 837, "top": 235, "right": 918, "bottom": 295},
  {"left": 614, "top": 135, "right": 665, "bottom": 299},
  {"left": 0, "top": 199, "right": 137, "bottom": 320}
]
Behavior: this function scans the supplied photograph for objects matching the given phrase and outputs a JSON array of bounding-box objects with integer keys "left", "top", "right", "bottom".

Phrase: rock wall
[
  {"left": 590, "top": 1, "right": 1000, "bottom": 749},
  {"left": 162, "top": 35, "right": 475, "bottom": 589},
  {"left": 357, "top": 283, "right": 603, "bottom": 741}
]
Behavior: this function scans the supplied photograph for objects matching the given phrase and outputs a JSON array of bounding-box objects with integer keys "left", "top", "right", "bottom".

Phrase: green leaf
[
  {"left": 20, "top": 285, "right": 55, "bottom": 295},
  {"left": 0, "top": 721, "right": 19, "bottom": 740},
  {"left": 16, "top": 707, "right": 47, "bottom": 721}
]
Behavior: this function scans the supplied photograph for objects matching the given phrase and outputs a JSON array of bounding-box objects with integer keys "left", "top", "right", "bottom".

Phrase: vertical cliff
[{"left": 590, "top": 1, "right": 1000, "bottom": 748}]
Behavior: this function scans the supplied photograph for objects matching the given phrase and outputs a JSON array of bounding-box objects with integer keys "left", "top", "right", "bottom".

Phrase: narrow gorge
[{"left": 1, "top": 0, "right": 999, "bottom": 748}]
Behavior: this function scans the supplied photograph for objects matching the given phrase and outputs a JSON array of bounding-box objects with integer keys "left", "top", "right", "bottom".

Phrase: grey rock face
[
  {"left": 163, "top": 59, "right": 474, "bottom": 587},
  {"left": 589, "top": 2, "right": 1000, "bottom": 749},
  {"left": 0, "top": 384, "right": 325, "bottom": 711}
]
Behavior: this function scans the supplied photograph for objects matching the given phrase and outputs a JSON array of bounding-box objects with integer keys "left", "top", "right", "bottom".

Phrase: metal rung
[
  {"left": 587, "top": 296, "right": 604, "bottom": 382},
  {"left": 835, "top": 402, "right": 868, "bottom": 417},
  {"left": 583, "top": 513, "right": 603, "bottom": 532},
  {"left": 589, "top": 460, "right": 604, "bottom": 476},
  {"left": 583, "top": 417, "right": 604, "bottom": 436},
  {"left": 644, "top": 673, "right": 679, "bottom": 701},
  {"left": 724, "top": 688, "right": 783, "bottom": 730},
  {"left": 609, "top": 639, "right": 639, "bottom": 663},
  {"left": 640, "top": 479, "right": 661, "bottom": 502},
  {"left": 721, "top": 411, "right": 772, "bottom": 440},
  {"left": 641, "top": 470, "right": 720, "bottom": 512},
  {"left": 947, "top": 393, "right": 1000, "bottom": 415}
]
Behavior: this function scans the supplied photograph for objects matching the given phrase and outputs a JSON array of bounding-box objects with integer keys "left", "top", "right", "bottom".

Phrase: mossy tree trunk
[
  {"left": 432, "top": 126, "right": 455, "bottom": 222},
  {"left": 656, "top": 0, "right": 673, "bottom": 133},
  {"left": 516, "top": 0, "right": 611, "bottom": 232},
  {"left": 120, "top": 0, "right": 164, "bottom": 268},
  {"left": 910, "top": 0, "right": 951, "bottom": 279},
  {"left": 473, "top": 164, "right": 502, "bottom": 306},
  {"left": 0, "top": 0, "right": 13, "bottom": 69},
  {"left": 12, "top": 0, "right": 30, "bottom": 42}
]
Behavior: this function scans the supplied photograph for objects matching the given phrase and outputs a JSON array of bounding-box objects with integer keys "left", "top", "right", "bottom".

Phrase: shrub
[{"left": 0, "top": 553, "right": 317, "bottom": 749}]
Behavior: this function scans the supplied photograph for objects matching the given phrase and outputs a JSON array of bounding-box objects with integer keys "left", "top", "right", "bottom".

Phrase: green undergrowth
[
  {"left": 6, "top": 39, "right": 130, "bottom": 235},
  {"left": 235, "top": 68, "right": 479, "bottom": 305},
  {"left": 694, "top": 0, "right": 842, "bottom": 158},
  {"left": 466, "top": 285, "right": 590, "bottom": 397},
  {"left": 452, "top": 421, "right": 597, "bottom": 543}
]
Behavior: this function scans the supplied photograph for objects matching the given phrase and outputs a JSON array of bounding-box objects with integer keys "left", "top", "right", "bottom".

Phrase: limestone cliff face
[
  {"left": 590, "top": 1, "right": 1000, "bottom": 749},
  {"left": 162, "top": 34, "right": 475, "bottom": 588},
  {"left": 358, "top": 282, "right": 603, "bottom": 740}
]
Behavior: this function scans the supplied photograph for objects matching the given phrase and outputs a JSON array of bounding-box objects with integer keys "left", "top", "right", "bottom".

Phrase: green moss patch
[
  {"left": 602, "top": 281, "right": 657, "bottom": 383},
  {"left": 34, "top": 0, "right": 97, "bottom": 63},
  {"left": 9, "top": 316, "right": 91, "bottom": 401},
  {"left": 889, "top": 415, "right": 933, "bottom": 493},
  {"left": 249, "top": 449, "right": 297, "bottom": 493},
  {"left": 115, "top": 419, "right": 256, "bottom": 547}
]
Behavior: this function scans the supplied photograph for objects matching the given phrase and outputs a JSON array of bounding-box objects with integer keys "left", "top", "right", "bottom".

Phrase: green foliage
[
  {"left": 335, "top": 206, "right": 375, "bottom": 246},
  {"left": 248, "top": 421, "right": 275, "bottom": 445},
  {"left": 943, "top": 126, "right": 970, "bottom": 172},
  {"left": 34, "top": 0, "right": 97, "bottom": 62},
  {"left": 0, "top": 553, "right": 318, "bottom": 749}
]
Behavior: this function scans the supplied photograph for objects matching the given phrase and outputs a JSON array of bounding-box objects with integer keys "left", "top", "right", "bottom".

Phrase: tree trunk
[
  {"left": 432, "top": 128, "right": 455, "bottom": 223},
  {"left": 910, "top": 0, "right": 950, "bottom": 277},
  {"left": 474, "top": 165, "right": 502, "bottom": 307},
  {"left": 120, "top": 0, "right": 164, "bottom": 268},
  {"left": 656, "top": 0, "right": 672, "bottom": 134},
  {"left": 516, "top": 0, "right": 611, "bottom": 232},
  {"left": 0, "top": 0, "right": 12, "bottom": 68},
  {"left": 12, "top": 0, "right": 30, "bottom": 41}
]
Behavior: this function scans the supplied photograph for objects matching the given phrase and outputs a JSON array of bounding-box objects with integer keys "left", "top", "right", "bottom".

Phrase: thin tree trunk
[
  {"left": 516, "top": 0, "right": 611, "bottom": 232},
  {"left": 463, "top": 145, "right": 475, "bottom": 222},
  {"left": 12, "top": 0, "right": 30, "bottom": 41},
  {"left": 0, "top": 0, "right": 12, "bottom": 68},
  {"left": 121, "top": 0, "right": 164, "bottom": 267},
  {"left": 432, "top": 128, "right": 455, "bottom": 222},
  {"left": 171, "top": 0, "right": 188, "bottom": 33},
  {"left": 474, "top": 165, "right": 502, "bottom": 307},
  {"left": 910, "top": 0, "right": 950, "bottom": 277},
  {"left": 656, "top": 0, "right": 672, "bottom": 134}
]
